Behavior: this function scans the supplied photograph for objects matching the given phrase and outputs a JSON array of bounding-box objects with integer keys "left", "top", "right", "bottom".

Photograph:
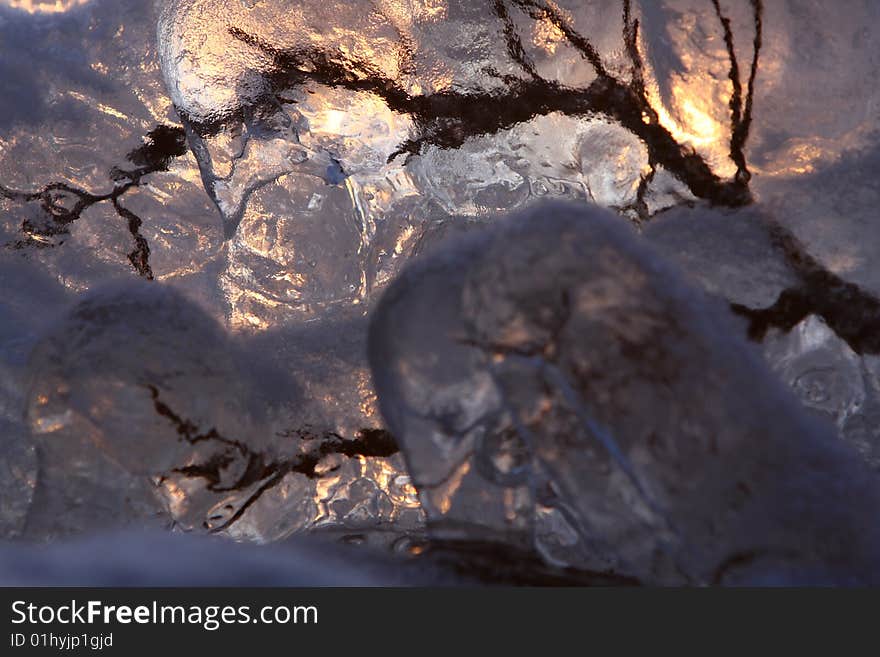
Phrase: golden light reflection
[
  {"left": 30, "top": 410, "right": 72, "bottom": 434},
  {"left": 297, "top": 89, "right": 414, "bottom": 162},
  {"left": 753, "top": 134, "right": 870, "bottom": 180},
  {"left": 356, "top": 371, "right": 379, "bottom": 419},
  {"left": 378, "top": 0, "right": 447, "bottom": 25},
  {"left": 312, "top": 469, "right": 343, "bottom": 525},
  {"left": 644, "top": 76, "right": 735, "bottom": 180},
  {"left": 1, "top": 0, "right": 90, "bottom": 13},
  {"left": 431, "top": 459, "right": 470, "bottom": 515},
  {"left": 533, "top": 18, "right": 565, "bottom": 55},
  {"left": 678, "top": 97, "right": 722, "bottom": 147},
  {"left": 66, "top": 90, "right": 133, "bottom": 125}
]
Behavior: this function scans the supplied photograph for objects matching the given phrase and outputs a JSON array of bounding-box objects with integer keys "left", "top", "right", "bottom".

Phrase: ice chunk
[
  {"left": 764, "top": 316, "right": 865, "bottom": 431},
  {"left": 369, "top": 201, "right": 880, "bottom": 584},
  {"left": 24, "top": 282, "right": 263, "bottom": 537},
  {"left": 642, "top": 205, "right": 799, "bottom": 309},
  {"left": 22, "top": 281, "right": 423, "bottom": 542},
  {"left": 26, "top": 282, "right": 261, "bottom": 472},
  {"left": 1, "top": 0, "right": 879, "bottom": 583}
]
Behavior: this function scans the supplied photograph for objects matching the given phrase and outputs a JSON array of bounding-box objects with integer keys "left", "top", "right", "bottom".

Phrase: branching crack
[
  {"left": 711, "top": 0, "right": 762, "bottom": 184},
  {"left": 147, "top": 386, "right": 398, "bottom": 532},
  {"left": 219, "top": 0, "right": 760, "bottom": 208},
  {"left": 1, "top": 125, "right": 187, "bottom": 278},
  {"left": 730, "top": 223, "right": 880, "bottom": 355}
]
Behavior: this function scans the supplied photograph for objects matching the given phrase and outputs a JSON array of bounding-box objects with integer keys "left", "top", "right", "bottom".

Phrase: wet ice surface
[
  {"left": 0, "top": 0, "right": 879, "bottom": 584},
  {"left": 369, "top": 204, "right": 880, "bottom": 585}
]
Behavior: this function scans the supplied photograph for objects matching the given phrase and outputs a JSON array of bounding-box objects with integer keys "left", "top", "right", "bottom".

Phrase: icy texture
[
  {"left": 156, "top": 0, "right": 766, "bottom": 324},
  {"left": 763, "top": 318, "right": 880, "bottom": 472},
  {"left": 0, "top": 420, "right": 36, "bottom": 538},
  {"left": 642, "top": 205, "right": 800, "bottom": 309},
  {"left": 0, "top": 1, "right": 422, "bottom": 544},
  {"left": 157, "top": 0, "right": 650, "bottom": 227},
  {"left": 0, "top": 0, "right": 222, "bottom": 293},
  {"left": 764, "top": 317, "right": 865, "bottom": 432},
  {"left": 0, "top": 0, "right": 879, "bottom": 583},
  {"left": 19, "top": 282, "right": 423, "bottom": 542},
  {"left": 849, "top": 357, "right": 880, "bottom": 472},
  {"left": 369, "top": 203, "right": 880, "bottom": 585},
  {"left": 24, "top": 282, "right": 256, "bottom": 537},
  {"left": 151, "top": 0, "right": 880, "bottom": 328}
]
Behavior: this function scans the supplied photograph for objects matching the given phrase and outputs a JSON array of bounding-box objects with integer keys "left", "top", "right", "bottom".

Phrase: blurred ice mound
[
  {"left": 22, "top": 283, "right": 423, "bottom": 545},
  {"left": 0, "top": 530, "right": 449, "bottom": 586},
  {"left": 24, "top": 282, "right": 256, "bottom": 538},
  {"left": 369, "top": 203, "right": 880, "bottom": 585}
]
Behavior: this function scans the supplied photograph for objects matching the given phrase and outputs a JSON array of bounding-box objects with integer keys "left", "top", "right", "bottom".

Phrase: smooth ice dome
[
  {"left": 26, "top": 281, "right": 260, "bottom": 472},
  {"left": 369, "top": 202, "right": 880, "bottom": 585},
  {"left": 23, "top": 282, "right": 266, "bottom": 537},
  {"left": 20, "top": 281, "right": 422, "bottom": 543}
]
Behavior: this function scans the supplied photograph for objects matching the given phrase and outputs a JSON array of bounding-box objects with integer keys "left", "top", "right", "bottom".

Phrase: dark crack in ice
[
  {"left": 2, "top": 124, "right": 187, "bottom": 278},
  {"left": 731, "top": 222, "right": 880, "bottom": 356},
  {"left": 216, "top": 0, "right": 757, "bottom": 219},
  {"left": 148, "top": 384, "right": 399, "bottom": 533}
]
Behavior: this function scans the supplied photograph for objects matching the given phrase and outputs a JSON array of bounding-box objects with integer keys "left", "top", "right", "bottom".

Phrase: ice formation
[
  {"left": 369, "top": 202, "right": 880, "bottom": 585},
  {"left": 156, "top": 0, "right": 767, "bottom": 325},
  {"left": 0, "top": 0, "right": 879, "bottom": 583},
  {"left": 21, "top": 282, "right": 423, "bottom": 543}
]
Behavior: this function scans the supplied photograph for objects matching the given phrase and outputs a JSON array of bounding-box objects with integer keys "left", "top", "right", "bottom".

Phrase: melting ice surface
[
  {"left": 369, "top": 203, "right": 880, "bottom": 584},
  {"left": 1, "top": 0, "right": 880, "bottom": 583}
]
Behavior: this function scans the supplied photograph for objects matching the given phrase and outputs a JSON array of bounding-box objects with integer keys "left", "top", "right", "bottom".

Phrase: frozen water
[
  {"left": 0, "top": 0, "right": 425, "bottom": 544},
  {"left": 151, "top": 0, "right": 880, "bottom": 329},
  {"left": 155, "top": 0, "right": 768, "bottom": 325},
  {"left": 26, "top": 283, "right": 261, "bottom": 472},
  {"left": 0, "top": 420, "right": 37, "bottom": 538},
  {"left": 20, "top": 282, "right": 423, "bottom": 542},
  {"left": 847, "top": 356, "right": 880, "bottom": 472},
  {"left": 762, "top": 317, "right": 880, "bottom": 473},
  {"left": 24, "top": 282, "right": 258, "bottom": 538},
  {"left": 764, "top": 316, "right": 865, "bottom": 431},
  {"left": 642, "top": 205, "right": 799, "bottom": 309},
  {"left": 0, "top": 0, "right": 879, "bottom": 583},
  {"left": 369, "top": 203, "right": 880, "bottom": 585}
]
